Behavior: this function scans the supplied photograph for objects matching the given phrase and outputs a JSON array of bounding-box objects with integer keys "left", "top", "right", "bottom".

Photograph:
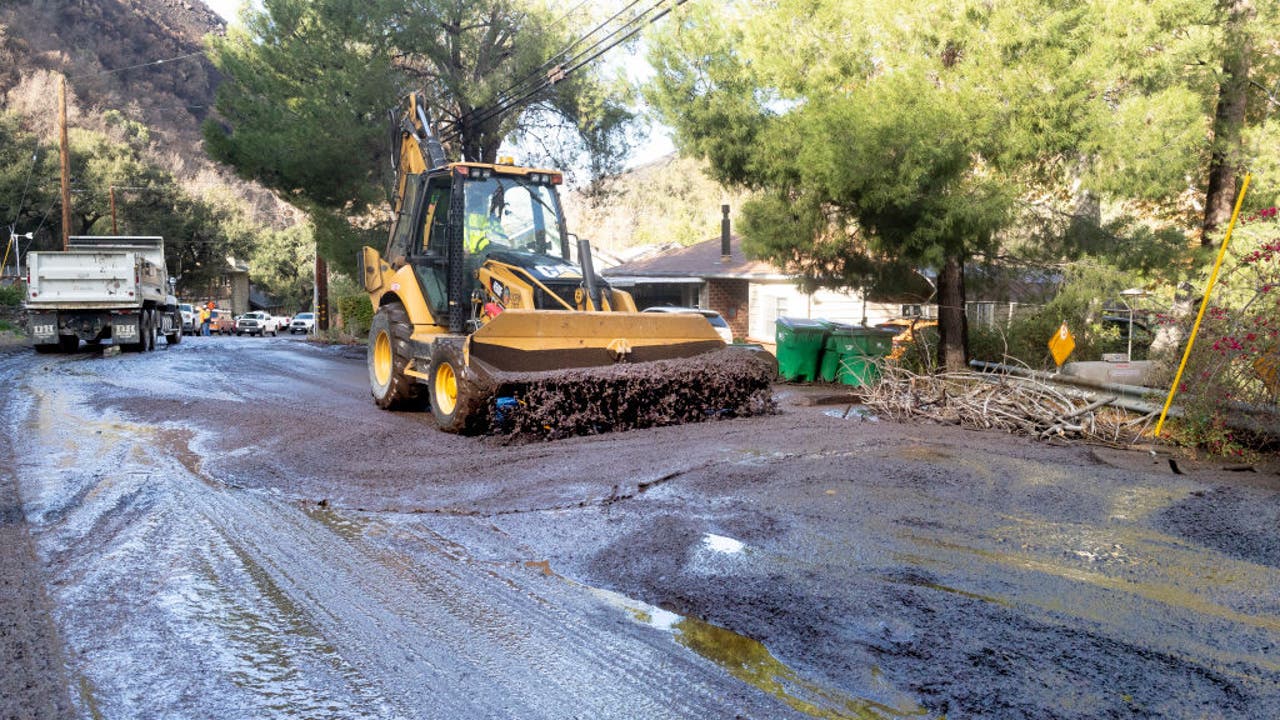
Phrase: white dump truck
[{"left": 25, "top": 236, "right": 182, "bottom": 353}]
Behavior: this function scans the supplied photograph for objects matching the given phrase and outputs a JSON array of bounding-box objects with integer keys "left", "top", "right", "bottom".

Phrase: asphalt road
[{"left": 2, "top": 334, "right": 1278, "bottom": 719}]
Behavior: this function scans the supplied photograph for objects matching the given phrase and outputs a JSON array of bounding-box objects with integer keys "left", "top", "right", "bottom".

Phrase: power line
[
  {"left": 75, "top": 51, "right": 208, "bottom": 78},
  {"left": 6, "top": 143, "right": 40, "bottom": 230},
  {"left": 476, "top": 0, "right": 642, "bottom": 122},
  {"left": 451, "top": 0, "right": 657, "bottom": 137},
  {"left": 440, "top": 0, "right": 684, "bottom": 148}
]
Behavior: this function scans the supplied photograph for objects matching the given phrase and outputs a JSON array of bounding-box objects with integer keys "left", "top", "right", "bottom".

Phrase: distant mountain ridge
[
  {"left": 0, "top": 0, "right": 297, "bottom": 226},
  {"left": 1, "top": 0, "right": 222, "bottom": 149}
]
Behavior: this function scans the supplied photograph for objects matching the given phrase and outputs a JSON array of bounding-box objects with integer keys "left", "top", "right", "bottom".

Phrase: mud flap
[
  {"left": 29, "top": 312, "right": 58, "bottom": 344},
  {"left": 112, "top": 314, "right": 141, "bottom": 344}
]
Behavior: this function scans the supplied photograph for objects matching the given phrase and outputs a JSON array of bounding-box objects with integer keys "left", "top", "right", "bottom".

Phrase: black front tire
[
  {"left": 368, "top": 302, "right": 424, "bottom": 410},
  {"left": 428, "top": 341, "right": 484, "bottom": 434}
]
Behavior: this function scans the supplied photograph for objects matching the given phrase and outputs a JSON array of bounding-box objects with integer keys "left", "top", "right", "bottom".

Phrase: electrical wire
[
  {"left": 75, "top": 51, "right": 208, "bottom": 78},
  {"left": 439, "top": 0, "right": 683, "bottom": 147},
  {"left": 6, "top": 144, "right": 39, "bottom": 231},
  {"left": 473, "top": 0, "right": 642, "bottom": 120},
  {"left": 454, "top": 0, "right": 659, "bottom": 134}
]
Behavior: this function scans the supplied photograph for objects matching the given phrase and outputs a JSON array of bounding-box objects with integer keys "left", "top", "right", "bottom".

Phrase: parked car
[
  {"left": 290, "top": 312, "right": 316, "bottom": 334},
  {"left": 236, "top": 311, "right": 281, "bottom": 336},
  {"left": 275, "top": 314, "right": 292, "bottom": 330},
  {"left": 178, "top": 303, "right": 196, "bottom": 335},
  {"left": 641, "top": 306, "right": 734, "bottom": 344},
  {"left": 209, "top": 309, "right": 236, "bottom": 335}
]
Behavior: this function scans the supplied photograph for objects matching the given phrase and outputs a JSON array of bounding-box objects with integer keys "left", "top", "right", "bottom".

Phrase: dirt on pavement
[{"left": 3, "top": 338, "right": 1280, "bottom": 719}]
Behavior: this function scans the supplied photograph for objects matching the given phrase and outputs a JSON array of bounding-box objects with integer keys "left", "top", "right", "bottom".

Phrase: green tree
[
  {"left": 0, "top": 112, "right": 58, "bottom": 255},
  {"left": 1, "top": 110, "right": 246, "bottom": 290},
  {"left": 246, "top": 222, "right": 316, "bottom": 311},
  {"left": 645, "top": 0, "right": 1266, "bottom": 370},
  {"left": 204, "top": 0, "right": 636, "bottom": 274}
]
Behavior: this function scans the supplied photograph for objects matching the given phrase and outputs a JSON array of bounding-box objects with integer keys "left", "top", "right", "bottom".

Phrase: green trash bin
[
  {"left": 833, "top": 326, "right": 897, "bottom": 386},
  {"left": 775, "top": 317, "right": 828, "bottom": 382},
  {"left": 818, "top": 322, "right": 857, "bottom": 383}
]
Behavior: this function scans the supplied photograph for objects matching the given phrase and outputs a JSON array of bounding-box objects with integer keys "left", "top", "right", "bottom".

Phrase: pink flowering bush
[{"left": 1165, "top": 207, "right": 1280, "bottom": 452}]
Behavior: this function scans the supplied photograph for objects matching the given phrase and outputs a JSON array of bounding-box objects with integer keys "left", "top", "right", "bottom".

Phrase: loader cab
[
  {"left": 388, "top": 163, "right": 577, "bottom": 328},
  {"left": 455, "top": 166, "right": 569, "bottom": 262}
]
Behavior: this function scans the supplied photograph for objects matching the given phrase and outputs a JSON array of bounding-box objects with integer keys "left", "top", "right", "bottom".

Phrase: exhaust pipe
[{"left": 577, "top": 237, "right": 602, "bottom": 311}]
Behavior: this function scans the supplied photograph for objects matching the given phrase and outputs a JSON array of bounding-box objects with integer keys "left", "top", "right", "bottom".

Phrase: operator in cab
[{"left": 464, "top": 183, "right": 509, "bottom": 254}]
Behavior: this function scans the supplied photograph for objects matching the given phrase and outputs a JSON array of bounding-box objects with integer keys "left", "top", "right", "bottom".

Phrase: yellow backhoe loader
[{"left": 359, "top": 93, "right": 775, "bottom": 437}]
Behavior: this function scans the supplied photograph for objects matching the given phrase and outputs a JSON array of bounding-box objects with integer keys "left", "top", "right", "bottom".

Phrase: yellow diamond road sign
[{"left": 1048, "top": 322, "right": 1075, "bottom": 367}]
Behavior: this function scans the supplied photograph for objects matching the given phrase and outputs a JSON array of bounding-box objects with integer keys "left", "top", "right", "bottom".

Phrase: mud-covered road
[{"left": 3, "top": 334, "right": 1279, "bottom": 719}]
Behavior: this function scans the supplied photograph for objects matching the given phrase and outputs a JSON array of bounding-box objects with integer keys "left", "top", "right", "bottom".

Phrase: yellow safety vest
[{"left": 465, "top": 213, "right": 508, "bottom": 253}]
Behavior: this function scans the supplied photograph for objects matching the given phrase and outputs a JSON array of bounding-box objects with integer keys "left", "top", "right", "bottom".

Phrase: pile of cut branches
[{"left": 862, "top": 364, "right": 1156, "bottom": 445}]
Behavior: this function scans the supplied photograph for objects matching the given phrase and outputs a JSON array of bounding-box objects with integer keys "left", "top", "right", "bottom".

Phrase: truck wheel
[
  {"left": 429, "top": 343, "right": 483, "bottom": 434},
  {"left": 368, "top": 302, "right": 423, "bottom": 410},
  {"left": 58, "top": 335, "right": 79, "bottom": 352},
  {"left": 144, "top": 311, "right": 157, "bottom": 352},
  {"left": 166, "top": 312, "right": 181, "bottom": 345}
]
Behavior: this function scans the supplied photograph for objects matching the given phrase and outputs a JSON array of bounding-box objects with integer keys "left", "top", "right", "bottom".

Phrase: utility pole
[
  {"left": 315, "top": 255, "right": 329, "bottom": 331},
  {"left": 59, "top": 76, "right": 71, "bottom": 251},
  {"left": 110, "top": 186, "right": 117, "bottom": 234}
]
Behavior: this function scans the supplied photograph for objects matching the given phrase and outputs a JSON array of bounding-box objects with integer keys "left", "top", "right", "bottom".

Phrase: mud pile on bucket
[{"left": 493, "top": 348, "right": 777, "bottom": 440}]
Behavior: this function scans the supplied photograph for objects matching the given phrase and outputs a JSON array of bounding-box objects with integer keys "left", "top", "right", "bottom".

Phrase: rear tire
[
  {"left": 429, "top": 342, "right": 483, "bottom": 434},
  {"left": 368, "top": 302, "right": 423, "bottom": 410},
  {"left": 144, "top": 312, "right": 156, "bottom": 352}
]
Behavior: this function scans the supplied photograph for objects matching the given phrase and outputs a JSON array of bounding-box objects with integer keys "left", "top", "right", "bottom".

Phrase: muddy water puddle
[
  {"left": 343, "top": 506, "right": 929, "bottom": 718},
  {"left": 823, "top": 406, "right": 879, "bottom": 421},
  {"left": 589, "top": 585, "right": 928, "bottom": 719}
]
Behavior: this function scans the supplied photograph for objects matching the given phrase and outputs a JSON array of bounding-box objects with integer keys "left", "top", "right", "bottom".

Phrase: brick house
[{"left": 604, "top": 234, "right": 919, "bottom": 346}]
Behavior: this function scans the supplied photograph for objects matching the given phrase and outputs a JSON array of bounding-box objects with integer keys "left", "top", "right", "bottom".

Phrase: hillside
[
  {"left": 561, "top": 154, "right": 756, "bottom": 256},
  {"left": 0, "top": 0, "right": 294, "bottom": 225}
]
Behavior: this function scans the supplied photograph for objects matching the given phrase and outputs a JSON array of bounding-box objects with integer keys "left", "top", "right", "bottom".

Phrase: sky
[
  {"left": 199, "top": 0, "right": 674, "bottom": 171},
  {"left": 204, "top": 0, "right": 245, "bottom": 24}
]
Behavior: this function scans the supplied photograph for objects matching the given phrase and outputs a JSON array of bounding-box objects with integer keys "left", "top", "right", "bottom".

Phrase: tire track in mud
[
  {"left": 0, "top": 348, "right": 75, "bottom": 720},
  {"left": 12, "top": 349, "right": 809, "bottom": 719},
  {"left": 189, "top": 461, "right": 807, "bottom": 719}
]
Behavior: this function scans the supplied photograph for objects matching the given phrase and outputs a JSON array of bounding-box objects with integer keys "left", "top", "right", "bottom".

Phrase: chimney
[{"left": 720, "top": 204, "right": 731, "bottom": 261}]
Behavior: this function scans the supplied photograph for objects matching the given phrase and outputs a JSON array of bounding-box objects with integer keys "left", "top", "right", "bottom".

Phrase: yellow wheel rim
[
  {"left": 435, "top": 362, "right": 458, "bottom": 415},
  {"left": 373, "top": 330, "right": 393, "bottom": 387}
]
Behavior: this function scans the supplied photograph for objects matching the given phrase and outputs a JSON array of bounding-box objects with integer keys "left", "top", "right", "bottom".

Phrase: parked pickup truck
[
  {"left": 236, "top": 311, "right": 280, "bottom": 336},
  {"left": 25, "top": 236, "right": 181, "bottom": 353},
  {"left": 179, "top": 303, "right": 196, "bottom": 334}
]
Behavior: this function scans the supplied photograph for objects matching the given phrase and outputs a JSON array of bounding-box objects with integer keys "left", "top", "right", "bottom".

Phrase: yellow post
[{"left": 1154, "top": 173, "right": 1252, "bottom": 437}]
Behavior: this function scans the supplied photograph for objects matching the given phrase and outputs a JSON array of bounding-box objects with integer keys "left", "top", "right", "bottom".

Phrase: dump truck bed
[{"left": 25, "top": 250, "right": 164, "bottom": 310}]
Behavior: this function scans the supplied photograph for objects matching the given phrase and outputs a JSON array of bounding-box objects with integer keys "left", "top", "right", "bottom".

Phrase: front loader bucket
[
  {"left": 466, "top": 310, "right": 727, "bottom": 372},
  {"left": 460, "top": 310, "right": 778, "bottom": 439}
]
